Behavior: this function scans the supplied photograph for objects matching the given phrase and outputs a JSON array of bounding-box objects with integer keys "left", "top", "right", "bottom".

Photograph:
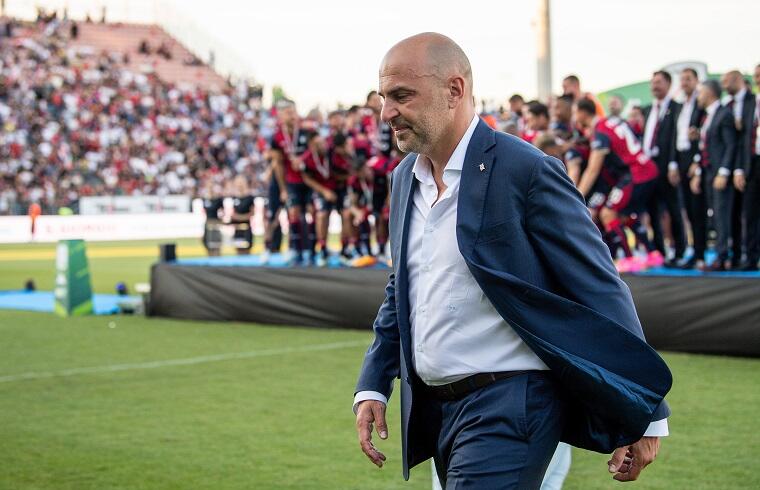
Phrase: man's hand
[
  {"left": 355, "top": 400, "right": 388, "bottom": 468},
  {"left": 667, "top": 168, "right": 680, "bottom": 187},
  {"left": 714, "top": 174, "right": 728, "bottom": 191},
  {"left": 690, "top": 175, "right": 702, "bottom": 195},
  {"left": 608, "top": 436, "right": 661, "bottom": 482},
  {"left": 734, "top": 173, "right": 747, "bottom": 192}
]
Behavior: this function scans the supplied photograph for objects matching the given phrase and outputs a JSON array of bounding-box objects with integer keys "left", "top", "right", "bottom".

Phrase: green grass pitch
[{"left": 0, "top": 240, "right": 758, "bottom": 488}]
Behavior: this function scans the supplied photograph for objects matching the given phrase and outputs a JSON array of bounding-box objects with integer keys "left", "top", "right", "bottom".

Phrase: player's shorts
[
  {"left": 586, "top": 174, "right": 633, "bottom": 212},
  {"left": 622, "top": 179, "right": 656, "bottom": 215},
  {"left": 313, "top": 189, "right": 340, "bottom": 213},
  {"left": 202, "top": 220, "right": 222, "bottom": 250},
  {"left": 286, "top": 183, "right": 312, "bottom": 209},
  {"left": 232, "top": 222, "right": 253, "bottom": 250},
  {"left": 335, "top": 188, "right": 347, "bottom": 212}
]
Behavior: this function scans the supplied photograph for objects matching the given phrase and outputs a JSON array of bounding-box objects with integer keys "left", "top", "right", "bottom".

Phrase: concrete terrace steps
[{"left": 69, "top": 22, "right": 227, "bottom": 90}]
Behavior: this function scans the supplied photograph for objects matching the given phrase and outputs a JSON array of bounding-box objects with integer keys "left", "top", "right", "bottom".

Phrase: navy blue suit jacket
[
  {"left": 705, "top": 106, "right": 737, "bottom": 173},
  {"left": 355, "top": 119, "right": 672, "bottom": 479}
]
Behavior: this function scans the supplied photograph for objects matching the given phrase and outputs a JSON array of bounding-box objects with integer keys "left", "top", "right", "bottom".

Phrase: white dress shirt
[
  {"left": 731, "top": 87, "right": 747, "bottom": 122},
  {"left": 643, "top": 96, "right": 670, "bottom": 158},
  {"left": 353, "top": 114, "right": 668, "bottom": 436},
  {"left": 406, "top": 115, "right": 548, "bottom": 386},
  {"left": 676, "top": 91, "right": 697, "bottom": 152}
]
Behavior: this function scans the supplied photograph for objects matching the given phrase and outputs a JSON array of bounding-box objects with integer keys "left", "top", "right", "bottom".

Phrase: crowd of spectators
[{"left": 0, "top": 15, "right": 269, "bottom": 215}]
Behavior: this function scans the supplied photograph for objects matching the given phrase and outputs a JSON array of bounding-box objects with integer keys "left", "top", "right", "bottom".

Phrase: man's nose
[{"left": 381, "top": 100, "right": 398, "bottom": 125}]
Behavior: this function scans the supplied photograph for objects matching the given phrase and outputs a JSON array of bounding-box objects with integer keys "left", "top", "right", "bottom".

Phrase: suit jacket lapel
[
  {"left": 456, "top": 120, "right": 497, "bottom": 258},
  {"left": 394, "top": 160, "right": 416, "bottom": 339}
]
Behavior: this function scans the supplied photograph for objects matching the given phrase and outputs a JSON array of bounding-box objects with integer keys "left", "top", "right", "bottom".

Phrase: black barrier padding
[
  {"left": 625, "top": 275, "right": 760, "bottom": 357},
  {"left": 149, "top": 263, "right": 387, "bottom": 330},
  {"left": 149, "top": 264, "right": 760, "bottom": 357}
]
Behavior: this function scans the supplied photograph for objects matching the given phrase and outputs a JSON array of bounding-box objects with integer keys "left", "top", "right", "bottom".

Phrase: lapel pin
[{"left": 479, "top": 163, "right": 486, "bottom": 172}]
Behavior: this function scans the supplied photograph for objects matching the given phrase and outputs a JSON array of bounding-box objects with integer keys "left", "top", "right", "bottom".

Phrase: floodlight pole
[{"left": 536, "top": 0, "right": 552, "bottom": 102}]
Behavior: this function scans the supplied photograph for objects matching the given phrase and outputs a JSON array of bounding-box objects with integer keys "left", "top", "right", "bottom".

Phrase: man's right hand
[
  {"left": 690, "top": 175, "right": 702, "bottom": 195},
  {"left": 355, "top": 400, "right": 388, "bottom": 467}
]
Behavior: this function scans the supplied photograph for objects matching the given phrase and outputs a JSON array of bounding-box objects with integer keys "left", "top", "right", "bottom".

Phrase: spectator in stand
[
  {"left": 138, "top": 39, "right": 151, "bottom": 54},
  {"left": 0, "top": 19, "right": 269, "bottom": 218}
]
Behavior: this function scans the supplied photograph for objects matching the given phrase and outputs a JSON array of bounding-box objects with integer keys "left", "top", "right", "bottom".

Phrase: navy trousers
[{"left": 431, "top": 371, "right": 565, "bottom": 489}]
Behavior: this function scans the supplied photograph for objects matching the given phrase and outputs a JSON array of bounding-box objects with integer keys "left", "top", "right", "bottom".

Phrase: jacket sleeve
[
  {"left": 666, "top": 104, "right": 680, "bottom": 167},
  {"left": 740, "top": 95, "right": 756, "bottom": 172},
  {"left": 354, "top": 271, "right": 400, "bottom": 399},
  {"left": 525, "top": 154, "right": 671, "bottom": 422},
  {"left": 354, "top": 169, "right": 401, "bottom": 399},
  {"left": 719, "top": 111, "right": 738, "bottom": 171},
  {"left": 689, "top": 107, "right": 705, "bottom": 158}
]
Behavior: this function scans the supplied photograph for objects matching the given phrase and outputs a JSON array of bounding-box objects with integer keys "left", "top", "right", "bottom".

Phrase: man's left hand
[
  {"left": 667, "top": 168, "right": 680, "bottom": 187},
  {"left": 607, "top": 436, "right": 660, "bottom": 482}
]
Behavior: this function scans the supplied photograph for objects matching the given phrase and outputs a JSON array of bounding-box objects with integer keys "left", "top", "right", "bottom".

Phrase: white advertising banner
[
  {"left": 0, "top": 213, "right": 206, "bottom": 243},
  {"left": 79, "top": 195, "right": 192, "bottom": 215},
  {"left": 0, "top": 216, "right": 32, "bottom": 243}
]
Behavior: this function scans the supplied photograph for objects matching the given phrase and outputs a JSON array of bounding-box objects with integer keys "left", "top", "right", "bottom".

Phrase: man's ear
[{"left": 447, "top": 76, "right": 466, "bottom": 109}]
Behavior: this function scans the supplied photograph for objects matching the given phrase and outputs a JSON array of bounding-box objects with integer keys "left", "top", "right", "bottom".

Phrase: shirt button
[
  {"left": 420, "top": 306, "right": 427, "bottom": 313},
  {"left": 416, "top": 344, "right": 423, "bottom": 352},
  {"left": 422, "top": 264, "right": 430, "bottom": 272}
]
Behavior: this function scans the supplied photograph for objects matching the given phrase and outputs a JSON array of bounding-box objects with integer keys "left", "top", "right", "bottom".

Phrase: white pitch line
[{"left": 0, "top": 340, "right": 368, "bottom": 384}]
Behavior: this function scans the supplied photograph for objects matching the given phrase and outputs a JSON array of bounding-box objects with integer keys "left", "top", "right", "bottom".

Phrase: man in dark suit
[
  {"left": 675, "top": 68, "right": 706, "bottom": 269},
  {"left": 690, "top": 80, "right": 738, "bottom": 271},
  {"left": 643, "top": 71, "right": 685, "bottom": 266},
  {"left": 353, "top": 33, "right": 671, "bottom": 489},
  {"left": 736, "top": 64, "right": 760, "bottom": 270},
  {"left": 724, "top": 70, "right": 758, "bottom": 269}
]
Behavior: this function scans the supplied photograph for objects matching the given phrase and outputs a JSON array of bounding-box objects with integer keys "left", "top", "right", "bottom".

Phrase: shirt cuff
[
  {"left": 718, "top": 167, "right": 731, "bottom": 177},
  {"left": 668, "top": 162, "right": 679, "bottom": 171},
  {"left": 353, "top": 391, "right": 388, "bottom": 414},
  {"left": 643, "top": 418, "right": 669, "bottom": 437},
  {"left": 734, "top": 168, "right": 745, "bottom": 176}
]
